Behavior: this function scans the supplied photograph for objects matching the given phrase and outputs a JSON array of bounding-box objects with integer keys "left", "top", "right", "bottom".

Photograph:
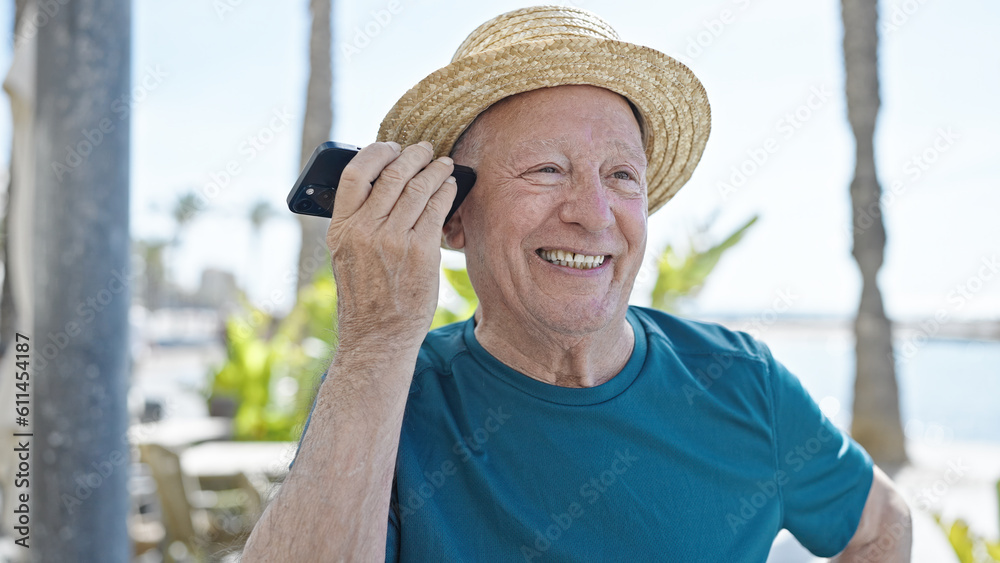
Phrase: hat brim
[{"left": 377, "top": 37, "right": 711, "bottom": 216}]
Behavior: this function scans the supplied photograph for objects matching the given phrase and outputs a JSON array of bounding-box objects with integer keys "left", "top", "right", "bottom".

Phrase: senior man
[{"left": 244, "top": 6, "right": 910, "bottom": 562}]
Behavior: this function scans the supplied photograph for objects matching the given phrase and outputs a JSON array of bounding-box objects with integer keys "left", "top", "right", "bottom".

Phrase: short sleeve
[
  {"left": 386, "top": 478, "right": 401, "bottom": 562},
  {"left": 288, "top": 370, "right": 328, "bottom": 469},
  {"left": 762, "top": 342, "right": 874, "bottom": 556}
]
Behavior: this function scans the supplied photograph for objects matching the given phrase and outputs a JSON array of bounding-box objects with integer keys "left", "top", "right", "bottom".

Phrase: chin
[{"left": 531, "top": 297, "right": 623, "bottom": 336}]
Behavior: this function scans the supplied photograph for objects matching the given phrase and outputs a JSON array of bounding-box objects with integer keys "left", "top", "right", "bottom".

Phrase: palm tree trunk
[
  {"left": 842, "top": 0, "right": 907, "bottom": 467},
  {"left": 296, "top": 0, "right": 334, "bottom": 293},
  {"left": 34, "top": 0, "right": 132, "bottom": 559}
]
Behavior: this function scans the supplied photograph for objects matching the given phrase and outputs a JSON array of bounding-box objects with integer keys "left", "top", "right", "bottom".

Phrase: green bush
[
  {"left": 206, "top": 270, "right": 336, "bottom": 441},
  {"left": 431, "top": 267, "right": 478, "bottom": 328},
  {"left": 651, "top": 215, "right": 757, "bottom": 313},
  {"left": 934, "top": 514, "right": 1000, "bottom": 563},
  {"left": 933, "top": 481, "right": 1000, "bottom": 562},
  {"left": 207, "top": 266, "right": 474, "bottom": 442}
]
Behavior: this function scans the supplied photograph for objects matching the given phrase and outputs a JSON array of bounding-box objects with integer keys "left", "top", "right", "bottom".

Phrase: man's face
[{"left": 446, "top": 85, "right": 648, "bottom": 337}]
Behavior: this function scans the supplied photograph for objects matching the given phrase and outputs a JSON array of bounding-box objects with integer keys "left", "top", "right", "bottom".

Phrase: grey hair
[{"left": 449, "top": 118, "right": 487, "bottom": 166}]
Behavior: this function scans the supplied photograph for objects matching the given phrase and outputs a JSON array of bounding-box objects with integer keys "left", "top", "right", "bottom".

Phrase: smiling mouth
[{"left": 537, "top": 249, "right": 608, "bottom": 270}]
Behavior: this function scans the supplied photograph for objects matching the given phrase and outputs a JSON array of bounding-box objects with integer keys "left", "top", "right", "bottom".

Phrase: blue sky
[{"left": 3, "top": 0, "right": 998, "bottom": 320}]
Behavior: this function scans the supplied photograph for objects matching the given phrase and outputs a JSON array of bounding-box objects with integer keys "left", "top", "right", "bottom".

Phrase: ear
[{"left": 442, "top": 208, "right": 466, "bottom": 250}]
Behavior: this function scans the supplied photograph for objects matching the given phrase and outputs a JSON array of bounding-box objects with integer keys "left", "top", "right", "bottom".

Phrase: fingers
[
  {"left": 413, "top": 175, "right": 457, "bottom": 237},
  {"left": 363, "top": 141, "right": 437, "bottom": 221},
  {"left": 333, "top": 141, "right": 401, "bottom": 222},
  {"left": 385, "top": 154, "right": 455, "bottom": 230},
  {"left": 337, "top": 140, "right": 456, "bottom": 232}
]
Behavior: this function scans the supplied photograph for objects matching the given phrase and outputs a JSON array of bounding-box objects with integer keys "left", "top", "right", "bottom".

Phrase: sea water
[{"left": 764, "top": 335, "right": 1000, "bottom": 444}]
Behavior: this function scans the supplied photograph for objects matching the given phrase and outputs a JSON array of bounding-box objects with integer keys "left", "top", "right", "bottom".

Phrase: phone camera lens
[{"left": 294, "top": 199, "right": 312, "bottom": 212}]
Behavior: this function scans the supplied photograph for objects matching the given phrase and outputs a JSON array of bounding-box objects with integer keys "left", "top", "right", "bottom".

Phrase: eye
[
  {"left": 537, "top": 166, "right": 559, "bottom": 173},
  {"left": 612, "top": 170, "right": 633, "bottom": 181}
]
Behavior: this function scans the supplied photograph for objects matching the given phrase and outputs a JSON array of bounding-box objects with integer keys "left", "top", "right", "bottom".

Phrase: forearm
[
  {"left": 833, "top": 466, "right": 912, "bottom": 562},
  {"left": 832, "top": 511, "right": 911, "bottom": 562},
  {"left": 242, "top": 338, "right": 420, "bottom": 562}
]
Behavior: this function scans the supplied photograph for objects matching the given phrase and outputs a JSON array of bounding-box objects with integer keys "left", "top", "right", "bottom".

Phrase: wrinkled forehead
[
  {"left": 488, "top": 86, "right": 647, "bottom": 146},
  {"left": 450, "top": 85, "right": 648, "bottom": 162}
]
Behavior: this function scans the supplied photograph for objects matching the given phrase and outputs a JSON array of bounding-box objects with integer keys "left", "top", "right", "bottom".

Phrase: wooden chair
[{"left": 139, "top": 443, "right": 263, "bottom": 562}]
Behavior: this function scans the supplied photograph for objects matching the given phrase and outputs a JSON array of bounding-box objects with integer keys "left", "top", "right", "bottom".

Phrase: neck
[{"left": 473, "top": 307, "right": 634, "bottom": 388}]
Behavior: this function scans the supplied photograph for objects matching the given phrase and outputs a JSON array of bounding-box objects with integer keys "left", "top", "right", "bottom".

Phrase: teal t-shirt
[{"left": 379, "top": 306, "right": 872, "bottom": 561}]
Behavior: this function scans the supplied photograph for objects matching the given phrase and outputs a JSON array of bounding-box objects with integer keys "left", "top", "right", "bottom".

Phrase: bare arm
[
  {"left": 242, "top": 141, "right": 457, "bottom": 562},
  {"left": 832, "top": 465, "right": 912, "bottom": 562}
]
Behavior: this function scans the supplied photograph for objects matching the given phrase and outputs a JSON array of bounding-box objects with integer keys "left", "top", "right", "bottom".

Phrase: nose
[{"left": 558, "top": 169, "right": 614, "bottom": 232}]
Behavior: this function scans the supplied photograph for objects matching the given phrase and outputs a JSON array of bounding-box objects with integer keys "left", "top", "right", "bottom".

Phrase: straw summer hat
[{"left": 377, "top": 5, "right": 712, "bottom": 215}]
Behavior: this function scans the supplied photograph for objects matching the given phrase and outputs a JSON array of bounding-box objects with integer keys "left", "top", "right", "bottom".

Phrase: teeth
[{"left": 538, "top": 249, "right": 606, "bottom": 270}]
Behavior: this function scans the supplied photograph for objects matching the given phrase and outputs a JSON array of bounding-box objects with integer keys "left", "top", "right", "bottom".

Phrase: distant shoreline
[{"left": 695, "top": 315, "right": 1000, "bottom": 342}]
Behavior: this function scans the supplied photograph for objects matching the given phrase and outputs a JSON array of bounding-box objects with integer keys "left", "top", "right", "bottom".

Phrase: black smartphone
[{"left": 287, "top": 141, "right": 477, "bottom": 223}]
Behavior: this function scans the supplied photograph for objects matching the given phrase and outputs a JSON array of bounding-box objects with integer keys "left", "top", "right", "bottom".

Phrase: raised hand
[{"left": 325, "top": 140, "right": 457, "bottom": 343}]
